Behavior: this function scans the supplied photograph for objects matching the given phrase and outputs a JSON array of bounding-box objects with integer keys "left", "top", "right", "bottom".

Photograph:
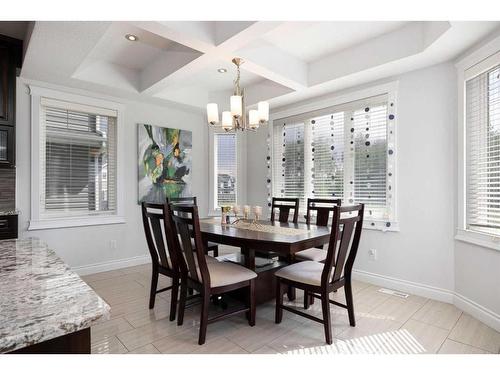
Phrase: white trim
[
  {"left": 353, "top": 269, "right": 500, "bottom": 332},
  {"left": 456, "top": 36, "right": 500, "bottom": 245},
  {"left": 29, "top": 84, "right": 126, "bottom": 230},
  {"left": 28, "top": 216, "right": 126, "bottom": 231},
  {"left": 352, "top": 269, "right": 454, "bottom": 303},
  {"left": 454, "top": 293, "right": 500, "bottom": 333},
  {"left": 455, "top": 228, "right": 500, "bottom": 253},
  {"left": 72, "top": 254, "right": 150, "bottom": 276}
]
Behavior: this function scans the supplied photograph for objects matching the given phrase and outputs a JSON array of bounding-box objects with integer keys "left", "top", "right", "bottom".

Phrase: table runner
[{"left": 201, "top": 218, "right": 310, "bottom": 236}]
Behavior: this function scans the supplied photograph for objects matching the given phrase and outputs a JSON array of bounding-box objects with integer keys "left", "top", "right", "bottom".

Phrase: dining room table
[{"left": 199, "top": 218, "right": 331, "bottom": 304}]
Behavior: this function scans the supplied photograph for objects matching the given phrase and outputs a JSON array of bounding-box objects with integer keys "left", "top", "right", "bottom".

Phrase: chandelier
[{"left": 206, "top": 58, "right": 269, "bottom": 131}]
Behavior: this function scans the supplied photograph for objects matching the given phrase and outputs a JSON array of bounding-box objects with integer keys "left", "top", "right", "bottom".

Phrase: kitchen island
[{"left": 0, "top": 238, "right": 110, "bottom": 353}]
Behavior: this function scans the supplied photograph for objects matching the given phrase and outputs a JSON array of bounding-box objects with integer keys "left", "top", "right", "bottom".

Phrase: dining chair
[
  {"left": 295, "top": 198, "right": 342, "bottom": 262},
  {"left": 140, "top": 202, "right": 181, "bottom": 321},
  {"left": 167, "top": 203, "right": 257, "bottom": 345},
  {"left": 270, "top": 197, "right": 300, "bottom": 223},
  {"left": 274, "top": 204, "right": 364, "bottom": 344},
  {"left": 166, "top": 197, "right": 219, "bottom": 257}
]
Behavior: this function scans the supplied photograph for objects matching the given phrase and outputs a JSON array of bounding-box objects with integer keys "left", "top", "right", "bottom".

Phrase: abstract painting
[{"left": 138, "top": 123, "right": 192, "bottom": 204}]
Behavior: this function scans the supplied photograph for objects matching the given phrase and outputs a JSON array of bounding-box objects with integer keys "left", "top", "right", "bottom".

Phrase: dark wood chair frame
[
  {"left": 167, "top": 196, "right": 219, "bottom": 257},
  {"left": 275, "top": 204, "right": 364, "bottom": 344},
  {"left": 270, "top": 197, "right": 300, "bottom": 224},
  {"left": 167, "top": 203, "right": 256, "bottom": 345},
  {"left": 303, "top": 198, "right": 342, "bottom": 309},
  {"left": 141, "top": 202, "right": 181, "bottom": 321}
]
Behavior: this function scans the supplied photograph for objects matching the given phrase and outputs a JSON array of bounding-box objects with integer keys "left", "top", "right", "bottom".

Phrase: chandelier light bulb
[
  {"left": 207, "top": 103, "right": 219, "bottom": 125},
  {"left": 249, "top": 109, "right": 259, "bottom": 129},
  {"left": 230, "top": 95, "right": 242, "bottom": 118},
  {"left": 222, "top": 111, "right": 233, "bottom": 130},
  {"left": 258, "top": 101, "right": 269, "bottom": 122}
]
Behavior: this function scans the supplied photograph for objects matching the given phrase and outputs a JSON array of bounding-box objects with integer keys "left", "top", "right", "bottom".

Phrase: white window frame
[
  {"left": 28, "top": 85, "right": 126, "bottom": 230},
  {"left": 456, "top": 34, "right": 500, "bottom": 252},
  {"left": 269, "top": 81, "right": 399, "bottom": 231},
  {"left": 208, "top": 127, "right": 246, "bottom": 216}
]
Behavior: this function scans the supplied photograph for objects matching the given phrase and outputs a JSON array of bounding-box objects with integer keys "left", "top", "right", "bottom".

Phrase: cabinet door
[
  {"left": 0, "top": 125, "right": 14, "bottom": 167},
  {"left": 0, "top": 44, "right": 15, "bottom": 126}
]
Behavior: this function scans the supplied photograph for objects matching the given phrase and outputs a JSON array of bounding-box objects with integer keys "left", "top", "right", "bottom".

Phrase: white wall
[
  {"left": 15, "top": 78, "right": 208, "bottom": 273},
  {"left": 247, "top": 62, "right": 457, "bottom": 296}
]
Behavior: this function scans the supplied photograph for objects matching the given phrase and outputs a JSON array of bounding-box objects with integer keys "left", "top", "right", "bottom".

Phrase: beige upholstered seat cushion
[
  {"left": 205, "top": 255, "right": 219, "bottom": 264},
  {"left": 295, "top": 248, "right": 327, "bottom": 262},
  {"left": 200, "top": 261, "right": 257, "bottom": 288},
  {"left": 275, "top": 261, "right": 325, "bottom": 286}
]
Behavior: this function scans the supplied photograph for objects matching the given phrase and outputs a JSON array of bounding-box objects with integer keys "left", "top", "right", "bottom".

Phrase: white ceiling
[{"left": 16, "top": 21, "right": 500, "bottom": 112}]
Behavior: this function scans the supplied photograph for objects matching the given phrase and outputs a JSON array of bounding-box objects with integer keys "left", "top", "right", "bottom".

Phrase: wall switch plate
[
  {"left": 109, "top": 240, "right": 117, "bottom": 250},
  {"left": 368, "top": 248, "right": 377, "bottom": 260}
]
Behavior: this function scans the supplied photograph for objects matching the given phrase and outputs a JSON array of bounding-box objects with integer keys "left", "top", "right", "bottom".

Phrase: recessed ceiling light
[
  {"left": 217, "top": 68, "right": 227, "bottom": 73},
  {"left": 125, "top": 34, "right": 138, "bottom": 42}
]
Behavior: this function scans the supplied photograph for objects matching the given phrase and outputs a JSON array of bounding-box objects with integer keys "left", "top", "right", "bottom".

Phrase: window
[
  {"left": 272, "top": 92, "right": 397, "bottom": 228},
  {"left": 29, "top": 86, "right": 124, "bottom": 230},
  {"left": 465, "top": 62, "right": 500, "bottom": 235},
  {"left": 214, "top": 132, "right": 237, "bottom": 208}
]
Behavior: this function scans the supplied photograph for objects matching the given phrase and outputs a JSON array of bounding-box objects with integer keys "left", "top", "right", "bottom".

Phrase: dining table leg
[{"left": 241, "top": 246, "right": 256, "bottom": 270}]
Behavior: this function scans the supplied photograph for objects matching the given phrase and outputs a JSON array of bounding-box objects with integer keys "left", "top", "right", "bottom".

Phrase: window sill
[
  {"left": 28, "top": 216, "right": 126, "bottom": 230},
  {"left": 455, "top": 228, "right": 500, "bottom": 252}
]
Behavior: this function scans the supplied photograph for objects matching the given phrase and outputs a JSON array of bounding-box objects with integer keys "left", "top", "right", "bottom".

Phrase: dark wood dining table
[{"left": 199, "top": 218, "right": 331, "bottom": 304}]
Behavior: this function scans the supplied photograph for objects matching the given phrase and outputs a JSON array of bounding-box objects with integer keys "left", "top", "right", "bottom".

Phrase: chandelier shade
[{"left": 207, "top": 58, "right": 269, "bottom": 132}]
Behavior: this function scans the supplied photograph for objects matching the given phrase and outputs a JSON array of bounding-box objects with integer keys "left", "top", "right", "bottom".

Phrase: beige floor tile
[
  {"left": 448, "top": 314, "right": 500, "bottom": 353},
  {"left": 191, "top": 337, "right": 248, "bottom": 354},
  {"left": 128, "top": 344, "right": 161, "bottom": 354},
  {"left": 225, "top": 315, "right": 298, "bottom": 352},
  {"left": 81, "top": 269, "right": 126, "bottom": 283},
  {"left": 400, "top": 319, "right": 450, "bottom": 354},
  {"left": 91, "top": 335, "right": 128, "bottom": 354},
  {"left": 412, "top": 300, "right": 462, "bottom": 330},
  {"left": 438, "top": 339, "right": 492, "bottom": 354},
  {"left": 266, "top": 322, "right": 331, "bottom": 353},
  {"left": 120, "top": 264, "right": 151, "bottom": 275},
  {"left": 352, "top": 285, "right": 392, "bottom": 314},
  {"left": 91, "top": 317, "right": 135, "bottom": 343},
  {"left": 123, "top": 298, "right": 172, "bottom": 328},
  {"left": 351, "top": 280, "right": 371, "bottom": 293},
  {"left": 368, "top": 298, "right": 426, "bottom": 323},
  {"left": 117, "top": 318, "right": 191, "bottom": 351},
  {"left": 87, "top": 274, "right": 146, "bottom": 291},
  {"left": 251, "top": 345, "right": 282, "bottom": 354},
  {"left": 97, "top": 284, "right": 150, "bottom": 306},
  {"left": 108, "top": 295, "right": 152, "bottom": 319},
  {"left": 153, "top": 328, "right": 218, "bottom": 354}
]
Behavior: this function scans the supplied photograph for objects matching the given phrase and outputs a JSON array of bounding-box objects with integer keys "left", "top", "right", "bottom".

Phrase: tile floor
[{"left": 82, "top": 248, "right": 500, "bottom": 355}]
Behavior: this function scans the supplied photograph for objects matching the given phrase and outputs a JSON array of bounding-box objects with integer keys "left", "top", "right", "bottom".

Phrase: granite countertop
[{"left": 0, "top": 237, "right": 110, "bottom": 353}]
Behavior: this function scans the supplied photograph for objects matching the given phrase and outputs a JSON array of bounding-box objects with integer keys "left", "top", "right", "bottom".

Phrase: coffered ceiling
[{"left": 19, "top": 21, "right": 500, "bottom": 112}]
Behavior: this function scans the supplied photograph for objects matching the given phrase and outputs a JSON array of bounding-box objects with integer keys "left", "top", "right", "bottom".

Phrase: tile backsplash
[{"left": 0, "top": 168, "right": 16, "bottom": 211}]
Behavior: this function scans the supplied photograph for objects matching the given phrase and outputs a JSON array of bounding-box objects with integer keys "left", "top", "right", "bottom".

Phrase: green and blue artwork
[{"left": 138, "top": 123, "right": 192, "bottom": 203}]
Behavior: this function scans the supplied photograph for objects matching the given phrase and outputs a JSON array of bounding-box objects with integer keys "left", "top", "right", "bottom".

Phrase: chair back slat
[
  {"left": 168, "top": 203, "right": 210, "bottom": 286},
  {"left": 167, "top": 196, "right": 197, "bottom": 205},
  {"left": 306, "top": 198, "right": 342, "bottom": 226},
  {"left": 141, "top": 202, "right": 175, "bottom": 270},
  {"left": 322, "top": 204, "right": 364, "bottom": 286},
  {"left": 271, "top": 197, "right": 299, "bottom": 223}
]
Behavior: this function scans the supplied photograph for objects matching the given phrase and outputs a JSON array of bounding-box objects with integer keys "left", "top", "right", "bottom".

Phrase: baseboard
[
  {"left": 352, "top": 269, "right": 455, "bottom": 303},
  {"left": 454, "top": 293, "right": 500, "bottom": 332},
  {"left": 72, "top": 254, "right": 150, "bottom": 276},
  {"left": 353, "top": 268, "right": 500, "bottom": 332}
]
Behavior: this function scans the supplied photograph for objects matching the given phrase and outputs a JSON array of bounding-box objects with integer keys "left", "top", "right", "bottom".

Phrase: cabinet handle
[{"left": 0, "top": 219, "right": 8, "bottom": 229}]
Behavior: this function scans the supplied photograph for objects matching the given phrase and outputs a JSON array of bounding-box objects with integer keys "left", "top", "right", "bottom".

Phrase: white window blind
[
  {"left": 39, "top": 99, "right": 117, "bottom": 218},
  {"left": 215, "top": 133, "right": 237, "bottom": 207},
  {"left": 273, "top": 94, "right": 395, "bottom": 224},
  {"left": 273, "top": 121, "right": 306, "bottom": 209},
  {"left": 466, "top": 63, "right": 500, "bottom": 234}
]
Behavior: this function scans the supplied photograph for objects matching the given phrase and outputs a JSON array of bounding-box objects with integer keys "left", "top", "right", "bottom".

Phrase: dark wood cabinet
[{"left": 0, "top": 35, "right": 22, "bottom": 168}]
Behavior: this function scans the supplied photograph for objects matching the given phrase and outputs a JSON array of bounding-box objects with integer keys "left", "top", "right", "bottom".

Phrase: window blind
[
  {"left": 273, "top": 121, "right": 306, "bottom": 209},
  {"left": 40, "top": 101, "right": 117, "bottom": 218},
  {"left": 215, "top": 133, "right": 237, "bottom": 207},
  {"left": 352, "top": 104, "right": 387, "bottom": 218},
  {"left": 273, "top": 94, "right": 392, "bottom": 221},
  {"left": 466, "top": 63, "right": 500, "bottom": 233}
]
